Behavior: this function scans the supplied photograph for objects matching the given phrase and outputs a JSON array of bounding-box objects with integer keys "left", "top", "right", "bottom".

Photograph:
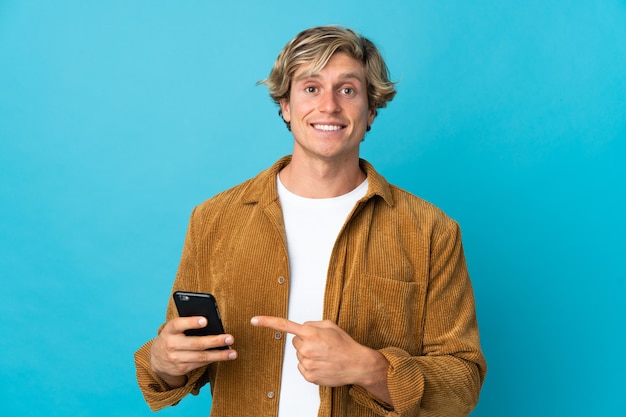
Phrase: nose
[{"left": 318, "top": 90, "right": 341, "bottom": 113}]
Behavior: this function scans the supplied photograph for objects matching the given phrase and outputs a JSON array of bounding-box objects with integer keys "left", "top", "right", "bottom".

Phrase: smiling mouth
[{"left": 312, "top": 124, "right": 345, "bottom": 131}]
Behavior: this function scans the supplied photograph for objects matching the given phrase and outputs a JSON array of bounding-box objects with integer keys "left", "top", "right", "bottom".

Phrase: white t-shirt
[{"left": 276, "top": 175, "right": 368, "bottom": 417}]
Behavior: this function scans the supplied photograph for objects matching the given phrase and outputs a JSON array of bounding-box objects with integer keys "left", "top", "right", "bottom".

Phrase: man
[{"left": 135, "top": 25, "right": 486, "bottom": 416}]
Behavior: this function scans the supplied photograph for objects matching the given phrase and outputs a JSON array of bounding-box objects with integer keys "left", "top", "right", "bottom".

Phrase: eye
[
  {"left": 341, "top": 87, "right": 355, "bottom": 95},
  {"left": 305, "top": 86, "right": 318, "bottom": 93}
]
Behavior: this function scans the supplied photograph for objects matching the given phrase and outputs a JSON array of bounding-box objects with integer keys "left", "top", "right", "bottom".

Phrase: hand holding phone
[{"left": 173, "top": 291, "right": 228, "bottom": 349}]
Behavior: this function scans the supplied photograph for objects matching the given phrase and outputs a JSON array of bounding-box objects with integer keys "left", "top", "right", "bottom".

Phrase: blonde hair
[{"left": 259, "top": 25, "right": 397, "bottom": 112}]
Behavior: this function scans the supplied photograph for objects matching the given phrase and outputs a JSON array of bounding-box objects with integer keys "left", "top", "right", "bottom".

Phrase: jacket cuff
[
  {"left": 350, "top": 347, "right": 424, "bottom": 416},
  {"left": 350, "top": 384, "right": 400, "bottom": 416},
  {"left": 134, "top": 340, "right": 209, "bottom": 411}
]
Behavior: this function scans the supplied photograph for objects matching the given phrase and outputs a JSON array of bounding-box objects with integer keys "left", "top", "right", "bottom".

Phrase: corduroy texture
[{"left": 134, "top": 156, "right": 486, "bottom": 416}]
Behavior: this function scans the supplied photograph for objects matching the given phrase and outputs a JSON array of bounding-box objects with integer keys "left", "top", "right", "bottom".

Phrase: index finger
[
  {"left": 165, "top": 316, "right": 208, "bottom": 335},
  {"left": 251, "top": 316, "right": 303, "bottom": 335}
]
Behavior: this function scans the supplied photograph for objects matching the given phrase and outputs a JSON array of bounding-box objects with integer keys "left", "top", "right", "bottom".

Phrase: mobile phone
[{"left": 173, "top": 291, "right": 228, "bottom": 349}]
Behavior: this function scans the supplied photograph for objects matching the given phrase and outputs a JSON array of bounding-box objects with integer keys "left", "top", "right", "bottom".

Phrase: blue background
[{"left": 1, "top": 1, "right": 625, "bottom": 416}]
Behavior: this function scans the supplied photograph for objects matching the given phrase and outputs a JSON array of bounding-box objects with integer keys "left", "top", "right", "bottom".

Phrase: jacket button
[
  {"left": 274, "top": 332, "right": 282, "bottom": 340},
  {"left": 277, "top": 276, "right": 285, "bottom": 284},
  {"left": 267, "top": 391, "right": 275, "bottom": 399}
]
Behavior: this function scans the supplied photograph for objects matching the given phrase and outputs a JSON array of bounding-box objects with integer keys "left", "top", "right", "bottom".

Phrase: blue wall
[{"left": 1, "top": 1, "right": 624, "bottom": 416}]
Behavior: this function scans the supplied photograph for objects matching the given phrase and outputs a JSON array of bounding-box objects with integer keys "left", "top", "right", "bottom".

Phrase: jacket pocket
[{"left": 343, "top": 274, "right": 423, "bottom": 354}]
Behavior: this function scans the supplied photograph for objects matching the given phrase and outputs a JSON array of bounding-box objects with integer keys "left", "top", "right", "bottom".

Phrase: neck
[{"left": 279, "top": 156, "right": 365, "bottom": 199}]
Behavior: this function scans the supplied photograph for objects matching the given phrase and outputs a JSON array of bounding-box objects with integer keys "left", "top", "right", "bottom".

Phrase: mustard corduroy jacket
[{"left": 134, "top": 156, "right": 487, "bottom": 416}]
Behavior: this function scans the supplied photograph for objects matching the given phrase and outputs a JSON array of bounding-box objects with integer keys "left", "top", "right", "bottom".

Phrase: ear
[
  {"left": 280, "top": 99, "right": 291, "bottom": 123},
  {"left": 367, "top": 108, "right": 377, "bottom": 127}
]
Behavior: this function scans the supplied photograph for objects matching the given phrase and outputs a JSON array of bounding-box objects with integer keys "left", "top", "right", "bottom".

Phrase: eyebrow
[{"left": 294, "top": 71, "right": 364, "bottom": 83}]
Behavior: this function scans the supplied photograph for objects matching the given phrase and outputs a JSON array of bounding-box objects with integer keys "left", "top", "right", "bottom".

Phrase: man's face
[{"left": 280, "top": 52, "right": 375, "bottom": 164}]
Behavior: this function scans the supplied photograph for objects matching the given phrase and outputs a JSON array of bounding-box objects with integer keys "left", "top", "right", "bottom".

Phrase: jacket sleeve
[
  {"left": 351, "top": 220, "right": 487, "bottom": 416},
  {"left": 134, "top": 339, "right": 210, "bottom": 411},
  {"left": 133, "top": 208, "right": 212, "bottom": 411}
]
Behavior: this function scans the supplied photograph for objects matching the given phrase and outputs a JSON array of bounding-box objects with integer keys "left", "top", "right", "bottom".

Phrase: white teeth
[{"left": 313, "top": 124, "right": 343, "bottom": 131}]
